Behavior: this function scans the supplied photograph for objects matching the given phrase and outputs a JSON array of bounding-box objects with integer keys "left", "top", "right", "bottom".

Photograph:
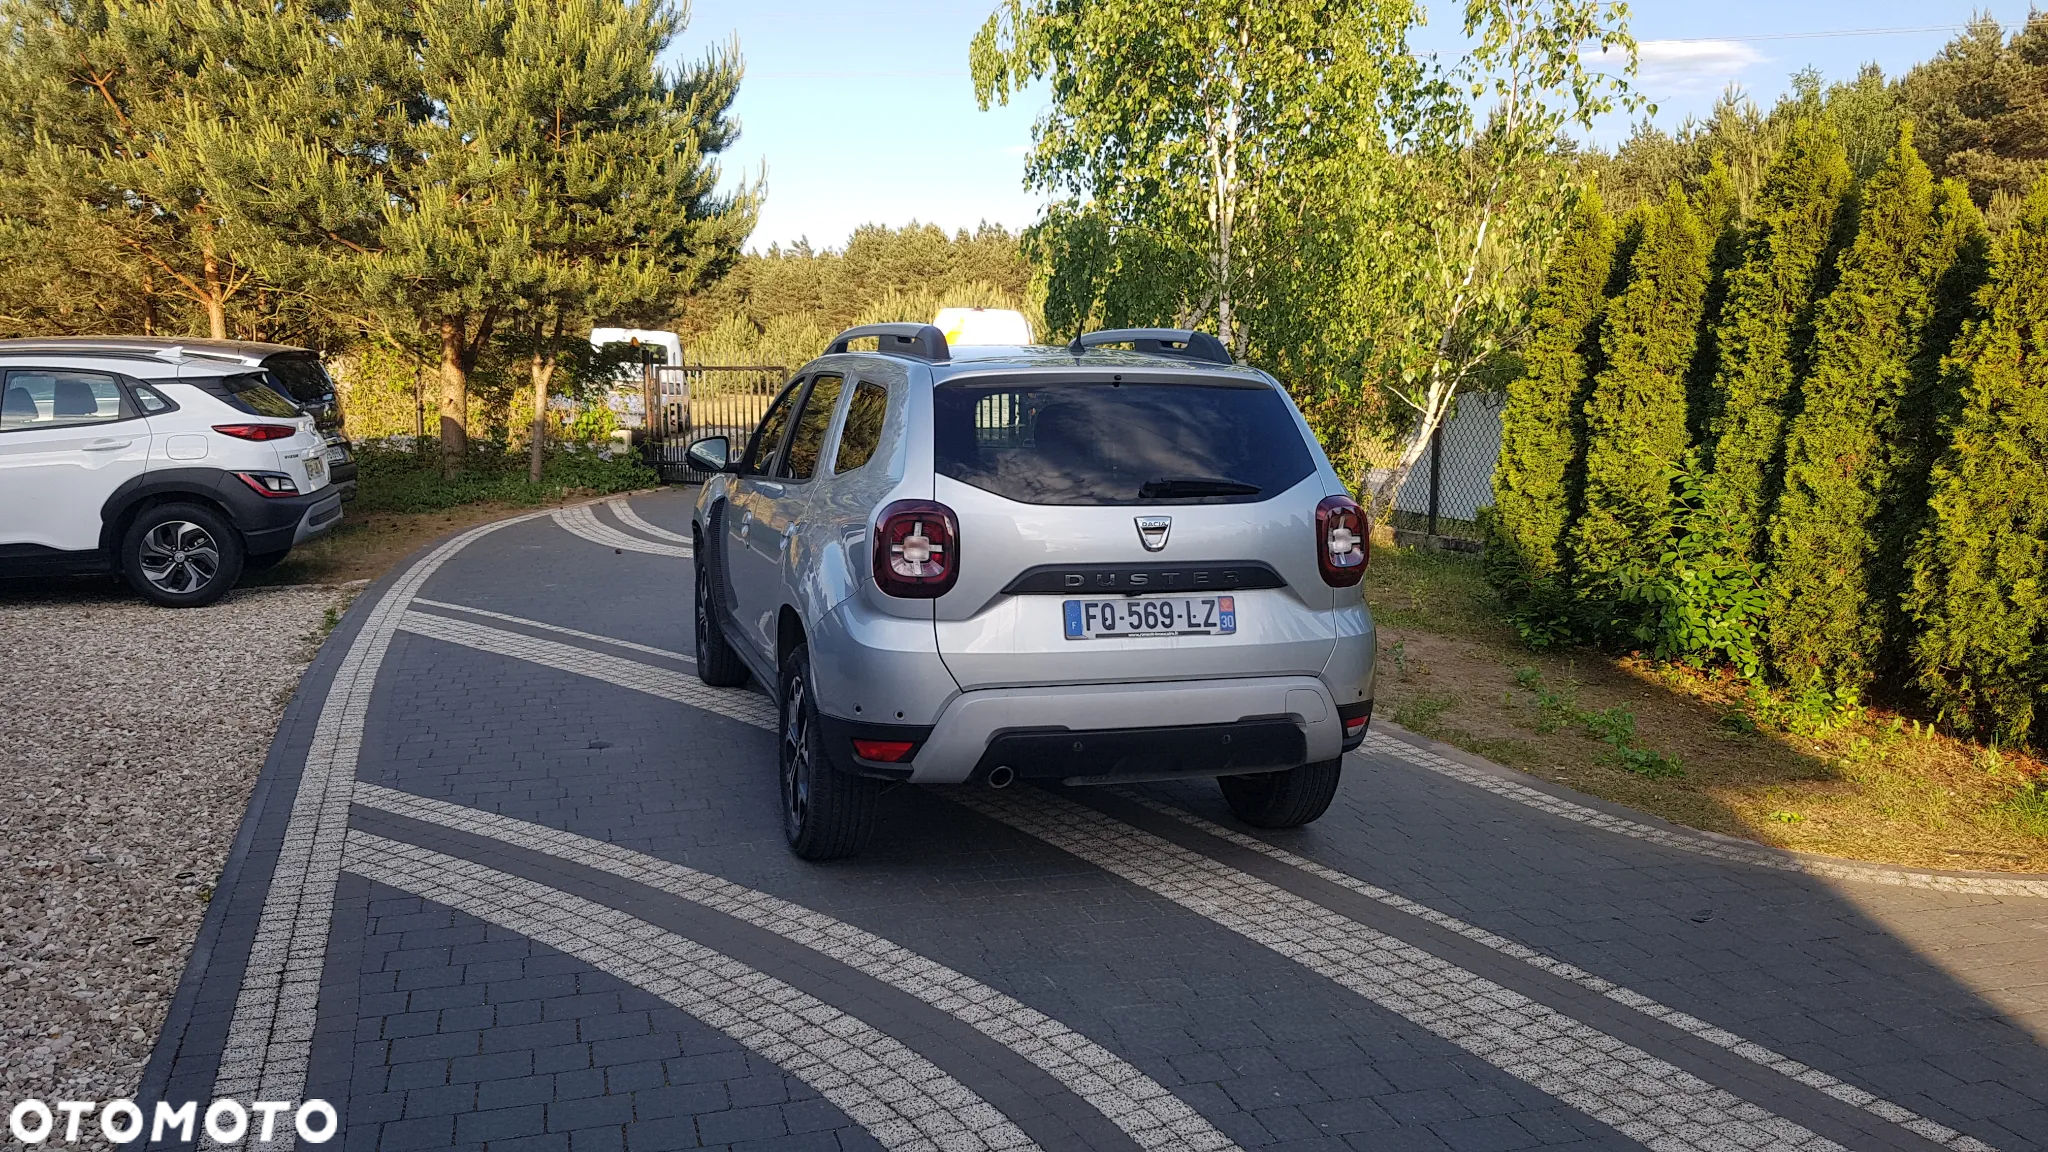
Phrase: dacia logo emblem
[{"left": 1134, "top": 515, "right": 1172, "bottom": 552}]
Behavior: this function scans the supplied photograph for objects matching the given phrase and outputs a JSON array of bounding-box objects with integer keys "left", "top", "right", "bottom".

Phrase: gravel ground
[{"left": 0, "top": 578, "right": 352, "bottom": 1104}]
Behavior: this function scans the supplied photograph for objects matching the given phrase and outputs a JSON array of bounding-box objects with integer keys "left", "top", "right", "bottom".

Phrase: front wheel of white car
[
  {"left": 780, "top": 643, "right": 880, "bottom": 861},
  {"left": 121, "top": 503, "right": 245, "bottom": 608},
  {"left": 1218, "top": 758, "right": 1342, "bottom": 828}
]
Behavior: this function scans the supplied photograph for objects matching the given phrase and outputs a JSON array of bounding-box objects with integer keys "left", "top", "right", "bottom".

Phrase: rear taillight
[
  {"left": 214, "top": 423, "right": 297, "bottom": 441},
  {"left": 235, "top": 471, "right": 301, "bottom": 497},
  {"left": 873, "top": 499, "right": 959, "bottom": 598},
  {"left": 1316, "top": 494, "right": 1367, "bottom": 587},
  {"left": 852, "top": 739, "right": 916, "bottom": 763}
]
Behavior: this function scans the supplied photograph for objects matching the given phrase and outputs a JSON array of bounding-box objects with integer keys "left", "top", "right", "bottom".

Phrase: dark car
[{"left": 0, "top": 337, "right": 358, "bottom": 498}]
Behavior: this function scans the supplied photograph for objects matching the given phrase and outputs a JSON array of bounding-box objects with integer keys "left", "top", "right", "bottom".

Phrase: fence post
[{"left": 1427, "top": 419, "right": 1443, "bottom": 538}]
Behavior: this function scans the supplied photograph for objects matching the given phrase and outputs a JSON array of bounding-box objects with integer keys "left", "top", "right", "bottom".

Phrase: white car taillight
[
  {"left": 1316, "top": 494, "right": 1368, "bottom": 587},
  {"left": 873, "top": 499, "right": 959, "bottom": 598}
]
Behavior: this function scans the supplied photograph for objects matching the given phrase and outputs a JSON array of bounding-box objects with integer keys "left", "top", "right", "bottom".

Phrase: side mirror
[{"left": 685, "top": 435, "right": 733, "bottom": 474}]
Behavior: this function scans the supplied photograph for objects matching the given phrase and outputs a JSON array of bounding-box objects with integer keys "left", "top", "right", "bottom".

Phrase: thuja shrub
[
  {"left": 1703, "top": 119, "right": 1854, "bottom": 562},
  {"left": 1767, "top": 125, "right": 1981, "bottom": 701},
  {"left": 1483, "top": 186, "right": 1616, "bottom": 624},
  {"left": 1566, "top": 188, "right": 1710, "bottom": 628},
  {"left": 1906, "top": 177, "right": 2048, "bottom": 747}
]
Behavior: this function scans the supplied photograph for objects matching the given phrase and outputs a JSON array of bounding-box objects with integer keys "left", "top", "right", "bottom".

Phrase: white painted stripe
[
  {"left": 608, "top": 497, "right": 694, "bottom": 544},
  {"left": 352, "top": 783, "right": 1240, "bottom": 1152},
  {"left": 957, "top": 788, "right": 1846, "bottom": 1152},
  {"left": 553, "top": 503, "right": 692, "bottom": 557},
  {"left": 1120, "top": 790, "right": 1999, "bottom": 1152},
  {"left": 397, "top": 609, "right": 776, "bottom": 731},
  {"left": 1366, "top": 731, "right": 2048, "bottom": 899},
  {"left": 379, "top": 623, "right": 1885, "bottom": 1150},
  {"left": 344, "top": 833, "right": 1038, "bottom": 1152},
  {"left": 208, "top": 511, "right": 547, "bottom": 1148},
  {"left": 412, "top": 598, "right": 694, "bottom": 663}
]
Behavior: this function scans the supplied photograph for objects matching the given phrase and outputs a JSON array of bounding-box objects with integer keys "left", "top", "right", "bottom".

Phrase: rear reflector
[
  {"left": 1344, "top": 716, "right": 1368, "bottom": 736},
  {"left": 234, "top": 471, "right": 301, "bottom": 497},
  {"left": 852, "top": 739, "right": 915, "bottom": 763},
  {"left": 213, "top": 423, "right": 297, "bottom": 441}
]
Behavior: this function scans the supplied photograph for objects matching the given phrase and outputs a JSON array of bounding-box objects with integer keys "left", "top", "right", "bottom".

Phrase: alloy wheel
[
  {"left": 136, "top": 520, "right": 221, "bottom": 596},
  {"left": 782, "top": 674, "right": 811, "bottom": 831},
  {"left": 694, "top": 569, "right": 710, "bottom": 654}
]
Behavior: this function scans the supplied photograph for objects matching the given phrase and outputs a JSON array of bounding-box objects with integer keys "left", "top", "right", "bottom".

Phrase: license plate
[
  {"left": 1063, "top": 595, "right": 1235, "bottom": 639},
  {"left": 324, "top": 445, "right": 348, "bottom": 464},
  {"left": 305, "top": 456, "right": 327, "bottom": 483}
]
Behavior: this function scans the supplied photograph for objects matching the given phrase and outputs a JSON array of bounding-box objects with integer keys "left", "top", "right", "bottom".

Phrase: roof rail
[
  {"left": 825, "top": 323, "right": 950, "bottom": 362},
  {"left": 1067, "top": 328, "right": 1232, "bottom": 365}
]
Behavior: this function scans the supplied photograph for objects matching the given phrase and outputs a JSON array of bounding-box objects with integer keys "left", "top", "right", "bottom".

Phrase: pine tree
[
  {"left": 201, "top": 0, "right": 749, "bottom": 473},
  {"left": 1905, "top": 178, "right": 2048, "bottom": 746},
  {"left": 1483, "top": 187, "right": 1616, "bottom": 618},
  {"left": 1566, "top": 187, "right": 1711, "bottom": 619},
  {"left": 0, "top": 0, "right": 282, "bottom": 338},
  {"left": 1703, "top": 119, "right": 1854, "bottom": 562},
  {"left": 1765, "top": 125, "right": 1977, "bottom": 700}
]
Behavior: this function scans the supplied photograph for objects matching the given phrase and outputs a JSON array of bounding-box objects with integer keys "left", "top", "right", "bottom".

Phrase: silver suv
[{"left": 686, "top": 325, "right": 1377, "bottom": 859}]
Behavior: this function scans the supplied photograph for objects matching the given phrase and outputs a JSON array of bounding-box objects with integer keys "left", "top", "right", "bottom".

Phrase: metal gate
[{"left": 645, "top": 364, "right": 786, "bottom": 483}]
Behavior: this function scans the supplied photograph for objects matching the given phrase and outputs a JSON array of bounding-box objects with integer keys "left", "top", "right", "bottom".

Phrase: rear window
[
  {"left": 205, "top": 372, "right": 304, "bottom": 419},
  {"left": 261, "top": 355, "right": 335, "bottom": 405},
  {"left": 933, "top": 378, "right": 1315, "bottom": 505}
]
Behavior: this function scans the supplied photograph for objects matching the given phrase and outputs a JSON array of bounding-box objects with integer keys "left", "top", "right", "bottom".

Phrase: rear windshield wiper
[{"left": 1138, "top": 476, "right": 1262, "bottom": 499}]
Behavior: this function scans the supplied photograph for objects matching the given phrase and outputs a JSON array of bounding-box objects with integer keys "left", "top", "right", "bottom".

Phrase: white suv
[
  {"left": 0, "top": 339, "right": 343, "bottom": 607},
  {"left": 688, "top": 325, "right": 1377, "bottom": 859}
]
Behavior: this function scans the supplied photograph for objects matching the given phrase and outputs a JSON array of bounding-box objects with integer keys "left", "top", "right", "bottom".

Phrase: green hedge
[{"left": 353, "top": 442, "right": 658, "bottom": 515}]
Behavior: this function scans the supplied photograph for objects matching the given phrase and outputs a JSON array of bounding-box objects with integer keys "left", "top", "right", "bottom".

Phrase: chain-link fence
[{"left": 1382, "top": 391, "right": 1505, "bottom": 543}]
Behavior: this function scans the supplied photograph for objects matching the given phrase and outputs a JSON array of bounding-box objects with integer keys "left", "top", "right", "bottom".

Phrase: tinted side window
[
  {"left": 932, "top": 378, "right": 1316, "bottom": 505},
  {"left": 131, "top": 382, "right": 177, "bottom": 414},
  {"left": 833, "top": 381, "right": 888, "bottom": 473},
  {"left": 131, "top": 381, "right": 175, "bottom": 412},
  {"left": 1, "top": 370, "right": 130, "bottom": 431},
  {"left": 778, "top": 375, "right": 843, "bottom": 481},
  {"left": 741, "top": 379, "right": 802, "bottom": 474}
]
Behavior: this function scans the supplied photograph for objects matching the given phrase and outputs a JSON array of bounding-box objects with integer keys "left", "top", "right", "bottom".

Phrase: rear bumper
[
  {"left": 293, "top": 491, "right": 344, "bottom": 543},
  {"left": 900, "top": 675, "right": 1350, "bottom": 784}
]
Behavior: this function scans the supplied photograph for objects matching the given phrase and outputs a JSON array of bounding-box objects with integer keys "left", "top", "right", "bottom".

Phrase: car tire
[
  {"left": 693, "top": 553, "right": 749, "bottom": 687},
  {"left": 244, "top": 548, "right": 292, "bottom": 573},
  {"left": 780, "top": 642, "right": 880, "bottom": 861},
  {"left": 1218, "top": 758, "right": 1342, "bottom": 828},
  {"left": 121, "top": 502, "right": 246, "bottom": 608}
]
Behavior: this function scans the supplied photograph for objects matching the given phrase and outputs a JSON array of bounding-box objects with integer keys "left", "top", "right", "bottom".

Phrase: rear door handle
[{"left": 83, "top": 437, "right": 133, "bottom": 451}]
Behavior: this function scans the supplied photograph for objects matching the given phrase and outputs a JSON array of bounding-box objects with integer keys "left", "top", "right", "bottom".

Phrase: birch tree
[
  {"left": 969, "top": 0, "right": 1415, "bottom": 354},
  {"left": 1356, "top": 0, "right": 1639, "bottom": 518}
]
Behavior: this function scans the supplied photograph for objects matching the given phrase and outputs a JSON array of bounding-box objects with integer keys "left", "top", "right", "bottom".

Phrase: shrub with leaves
[
  {"left": 1766, "top": 125, "right": 1979, "bottom": 701},
  {"left": 1483, "top": 186, "right": 1616, "bottom": 620},
  {"left": 1906, "top": 178, "right": 2048, "bottom": 747},
  {"left": 1566, "top": 188, "right": 1711, "bottom": 625},
  {"left": 1622, "top": 464, "right": 1768, "bottom": 679},
  {"left": 1704, "top": 119, "right": 1854, "bottom": 561}
]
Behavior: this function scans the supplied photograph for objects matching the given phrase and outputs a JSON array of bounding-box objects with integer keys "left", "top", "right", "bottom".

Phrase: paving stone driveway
[{"left": 140, "top": 490, "right": 2048, "bottom": 1152}]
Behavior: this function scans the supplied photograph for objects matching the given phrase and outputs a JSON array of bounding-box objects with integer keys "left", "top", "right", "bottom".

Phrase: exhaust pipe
[{"left": 986, "top": 765, "right": 1015, "bottom": 790}]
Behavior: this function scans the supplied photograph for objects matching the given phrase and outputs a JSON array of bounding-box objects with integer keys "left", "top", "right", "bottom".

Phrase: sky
[{"left": 671, "top": 1, "right": 2040, "bottom": 251}]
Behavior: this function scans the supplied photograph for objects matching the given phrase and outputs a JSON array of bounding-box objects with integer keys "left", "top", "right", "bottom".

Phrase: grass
[{"left": 1364, "top": 544, "right": 2048, "bottom": 871}]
